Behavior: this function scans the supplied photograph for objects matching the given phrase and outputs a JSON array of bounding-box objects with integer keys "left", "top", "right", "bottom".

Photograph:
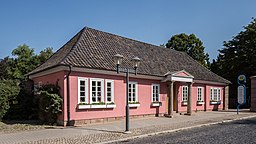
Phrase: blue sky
[{"left": 0, "top": 0, "right": 255, "bottom": 60}]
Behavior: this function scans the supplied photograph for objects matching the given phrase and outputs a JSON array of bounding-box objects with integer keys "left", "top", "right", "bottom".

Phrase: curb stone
[{"left": 100, "top": 115, "right": 256, "bottom": 144}]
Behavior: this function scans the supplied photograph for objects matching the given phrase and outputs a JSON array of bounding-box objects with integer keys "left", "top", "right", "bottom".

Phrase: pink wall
[
  {"left": 69, "top": 71, "right": 167, "bottom": 121},
  {"left": 31, "top": 70, "right": 225, "bottom": 122},
  {"left": 176, "top": 82, "right": 224, "bottom": 112},
  {"left": 32, "top": 71, "right": 66, "bottom": 121}
]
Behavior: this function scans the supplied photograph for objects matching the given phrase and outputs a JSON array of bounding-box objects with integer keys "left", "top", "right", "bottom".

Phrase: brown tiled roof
[{"left": 29, "top": 27, "right": 230, "bottom": 84}]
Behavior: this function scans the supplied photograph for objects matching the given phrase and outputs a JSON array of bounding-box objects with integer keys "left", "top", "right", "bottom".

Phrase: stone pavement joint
[{"left": 0, "top": 110, "right": 255, "bottom": 144}]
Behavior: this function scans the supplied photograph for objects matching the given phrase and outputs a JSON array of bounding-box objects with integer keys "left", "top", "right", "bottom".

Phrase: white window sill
[
  {"left": 128, "top": 104, "right": 140, "bottom": 107},
  {"left": 181, "top": 101, "right": 187, "bottom": 106},
  {"left": 210, "top": 101, "right": 221, "bottom": 105},
  {"left": 151, "top": 102, "right": 162, "bottom": 107},
  {"left": 78, "top": 104, "right": 116, "bottom": 109},
  {"left": 197, "top": 101, "right": 205, "bottom": 105}
]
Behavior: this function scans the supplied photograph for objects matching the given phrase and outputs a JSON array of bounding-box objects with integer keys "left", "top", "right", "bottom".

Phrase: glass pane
[
  {"left": 92, "top": 92, "right": 96, "bottom": 97},
  {"left": 97, "top": 81, "right": 101, "bottom": 86},
  {"left": 133, "top": 84, "right": 135, "bottom": 89},
  {"left": 107, "top": 83, "right": 111, "bottom": 87},
  {"left": 98, "top": 97, "right": 101, "bottom": 102},
  {"left": 80, "top": 92, "right": 85, "bottom": 96},
  {"left": 97, "top": 92, "right": 101, "bottom": 96},
  {"left": 92, "top": 87, "right": 96, "bottom": 91},
  {"left": 133, "top": 88, "right": 135, "bottom": 92},
  {"left": 92, "top": 97, "right": 96, "bottom": 102},
  {"left": 80, "top": 81, "right": 85, "bottom": 85},
  {"left": 97, "top": 87, "right": 101, "bottom": 91},
  {"left": 80, "top": 86, "right": 85, "bottom": 91},
  {"left": 107, "top": 88, "right": 111, "bottom": 91},
  {"left": 107, "top": 97, "right": 111, "bottom": 102},
  {"left": 92, "top": 81, "right": 96, "bottom": 86},
  {"left": 80, "top": 97, "right": 85, "bottom": 102}
]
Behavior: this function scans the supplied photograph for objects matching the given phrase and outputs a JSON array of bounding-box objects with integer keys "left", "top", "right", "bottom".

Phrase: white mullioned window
[
  {"left": 152, "top": 84, "right": 160, "bottom": 102},
  {"left": 90, "top": 78, "right": 104, "bottom": 103},
  {"left": 105, "top": 80, "right": 114, "bottom": 103},
  {"left": 78, "top": 78, "right": 88, "bottom": 104},
  {"left": 182, "top": 86, "right": 188, "bottom": 102},
  {"left": 128, "top": 82, "right": 138, "bottom": 102},
  {"left": 197, "top": 87, "right": 203, "bottom": 101},
  {"left": 210, "top": 88, "right": 221, "bottom": 101}
]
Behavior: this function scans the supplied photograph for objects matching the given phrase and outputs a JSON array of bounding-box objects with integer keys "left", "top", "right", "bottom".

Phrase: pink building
[{"left": 28, "top": 27, "right": 230, "bottom": 126}]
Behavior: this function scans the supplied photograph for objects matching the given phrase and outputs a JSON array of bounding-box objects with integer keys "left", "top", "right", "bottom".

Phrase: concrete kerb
[{"left": 100, "top": 115, "right": 256, "bottom": 144}]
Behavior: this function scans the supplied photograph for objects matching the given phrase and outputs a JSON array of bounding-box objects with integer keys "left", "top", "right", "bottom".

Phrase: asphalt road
[{"left": 116, "top": 117, "right": 256, "bottom": 144}]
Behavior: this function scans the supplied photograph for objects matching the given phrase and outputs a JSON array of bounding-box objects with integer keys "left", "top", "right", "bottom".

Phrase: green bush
[
  {"left": 38, "top": 84, "right": 62, "bottom": 124},
  {"left": 0, "top": 80, "right": 20, "bottom": 121}
]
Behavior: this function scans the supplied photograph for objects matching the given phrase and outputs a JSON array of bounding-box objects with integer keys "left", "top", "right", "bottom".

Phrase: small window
[
  {"left": 197, "top": 87, "right": 203, "bottom": 101},
  {"left": 90, "top": 78, "right": 104, "bottom": 103},
  {"left": 78, "top": 78, "right": 88, "bottom": 103},
  {"left": 105, "top": 80, "right": 114, "bottom": 103},
  {"left": 210, "top": 88, "right": 221, "bottom": 101},
  {"left": 152, "top": 84, "right": 160, "bottom": 102},
  {"left": 182, "top": 86, "right": 188, "bottom": 102},
  {"left": 128, "top": 82, "right": 138, "bottom": 102}
]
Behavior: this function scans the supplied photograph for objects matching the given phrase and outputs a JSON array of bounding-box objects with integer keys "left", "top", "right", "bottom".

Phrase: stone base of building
[{"left": 59, "top": 113, "right": 165, "bottom": 126}]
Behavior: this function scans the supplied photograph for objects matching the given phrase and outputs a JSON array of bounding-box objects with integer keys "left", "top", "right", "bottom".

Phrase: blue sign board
[{"left": 237, "top": 75, "right": 246, "bottom": 114}]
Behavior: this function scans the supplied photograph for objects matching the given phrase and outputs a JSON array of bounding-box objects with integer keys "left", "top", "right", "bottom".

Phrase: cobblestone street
[{"left": 0, "top": 110, "right": 255, "bottom": 144}]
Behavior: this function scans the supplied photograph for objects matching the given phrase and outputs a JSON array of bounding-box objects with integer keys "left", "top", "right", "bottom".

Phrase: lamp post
[{"left": 113, "top": 54, "right": 141, "bottom": 133}]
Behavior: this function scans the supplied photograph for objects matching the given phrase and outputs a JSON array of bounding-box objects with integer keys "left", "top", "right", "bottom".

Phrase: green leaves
[
  {"left": 212, "top": 18, "right": 256, "bottom": 108},
  {"left": 0, "top": 80, "right": 20, "bottom": 120},
  {"left": 166, "top": 33, "right": 210, "bottom": 69}
]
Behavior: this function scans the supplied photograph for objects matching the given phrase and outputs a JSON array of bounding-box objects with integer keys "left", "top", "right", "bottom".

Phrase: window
[
  {"left": 197, "top": 87, "right": 203, "bottom": 101},
  {"left": 182, "top": 86, "right": 188, "bottom": 102},
  {"left": 78, "top": 78, "right": 88, "bottom": 103},
  {"left": 152, "top": 84, "right": 160, "bottom": 102},
  {"left": 210, "top": 88, "right": 221, "bottom": 101},
  {"left": 105, "top": 80, "right": 114, "bottom": 103},
  {"left": 128, "top": 82, "right": 138, "bottom": 102},
  {"left": 90, "top": 79, "right": 104, "bottom": 103}
]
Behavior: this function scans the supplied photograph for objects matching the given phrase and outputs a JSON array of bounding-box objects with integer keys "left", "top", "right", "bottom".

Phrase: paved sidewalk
[{"left": 0, "top": 110, "right": 255, "bottom": 144}]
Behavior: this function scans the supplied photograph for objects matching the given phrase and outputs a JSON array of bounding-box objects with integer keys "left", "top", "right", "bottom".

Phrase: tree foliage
[
  {"left": 0, "top": 44, "right": 54, "bottom": 120},
  {"left": 6, "top": 44, "right": 53, "bottom": 81},
  {"left": 0, "top": 80, "right": 20, "bottom": 120},
  {"left": 38, "top": 84, "right": 62, "bottom": 124},
  {"left": 166, "top": 33, "right": 210, "bottom": 68},
  {"left": 211, "top": 18, "right": 256, "bottom": 108}
]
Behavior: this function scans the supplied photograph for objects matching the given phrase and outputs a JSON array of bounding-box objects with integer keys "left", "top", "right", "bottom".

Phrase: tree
[
  {"left": 212, "top": 18, "right": 256, "bottom": 108},
  {"left": 0, "top": 80, "right": 20, "bottom": 120},
  {"left": 166, "top": 33, "right": 210, "bottom": 68},
  {"left": 2, "top": 44, "right": 54, "bottom": 120}
]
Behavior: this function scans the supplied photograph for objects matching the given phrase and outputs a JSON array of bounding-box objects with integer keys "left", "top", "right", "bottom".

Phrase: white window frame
[
  {"left": 78, "top": 77, "right": 88, "bottom": 104},
  {"left": 128, "top": 81, "right": 138, "bottom": 102},
  {"left": 105, "top": 80, "right": 114, "bottom": 103},
  {"left": 197, "top": 87, "right": 203, "bottom": 101},
  {"left": 210, "top": 88, "right": 221, "bottom": 101},
  {"left": 90, "top": 78, "right": 104, "bottom": 103},
  {"left": 152, "top": 84, "right": 160, "bottom": 102},
  {"left": 182, "top": 86, "right": 188, "bottom": 102}
]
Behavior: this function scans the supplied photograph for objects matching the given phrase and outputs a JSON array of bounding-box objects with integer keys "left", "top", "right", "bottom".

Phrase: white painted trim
[
  {"left": 182, "top": 86, "right": 188, "bottom": 102},
  {"left": 152, "top": 84, "right": 160, "bottom": 102},
  {"left": 105, "top": 79, "right": 114, "bottom": 103},
  {"left": 29, "top": 65, "right": 164, "bottom": 80},
  {"left": 171, "top": 76, "right": 193, "bottom": 82},
  {"left": 193, "top": 80, "right": 228, "bottom": 86},
  {"left": 78, "top": 77, "right": 88, "bottom": 104},
  {"left": 129, "top": 81, "right": 138, "bottom": 102},
  {"left": 128, "top": 103, "right": 140, "bottom": 107},
  {"left": 197, "top": 87, "right": 203, "bottom": 101},
  {"left": 90, "top": 78, "right": 104, "bottom": 103}
]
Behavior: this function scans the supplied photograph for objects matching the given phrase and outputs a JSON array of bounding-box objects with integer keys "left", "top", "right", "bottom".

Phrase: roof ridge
[{"left": 59, "top": 27, "right": 86, "bottom": 66}]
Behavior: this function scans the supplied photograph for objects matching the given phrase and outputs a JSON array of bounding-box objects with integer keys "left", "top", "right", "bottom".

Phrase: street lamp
[{"left": 113, "top": 54, "right": 141, "bottom": 133}]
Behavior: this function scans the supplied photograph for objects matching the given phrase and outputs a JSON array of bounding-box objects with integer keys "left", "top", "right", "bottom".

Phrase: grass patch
[{"left": 0, "top": 121, "right": 46, "bottom": 134}]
